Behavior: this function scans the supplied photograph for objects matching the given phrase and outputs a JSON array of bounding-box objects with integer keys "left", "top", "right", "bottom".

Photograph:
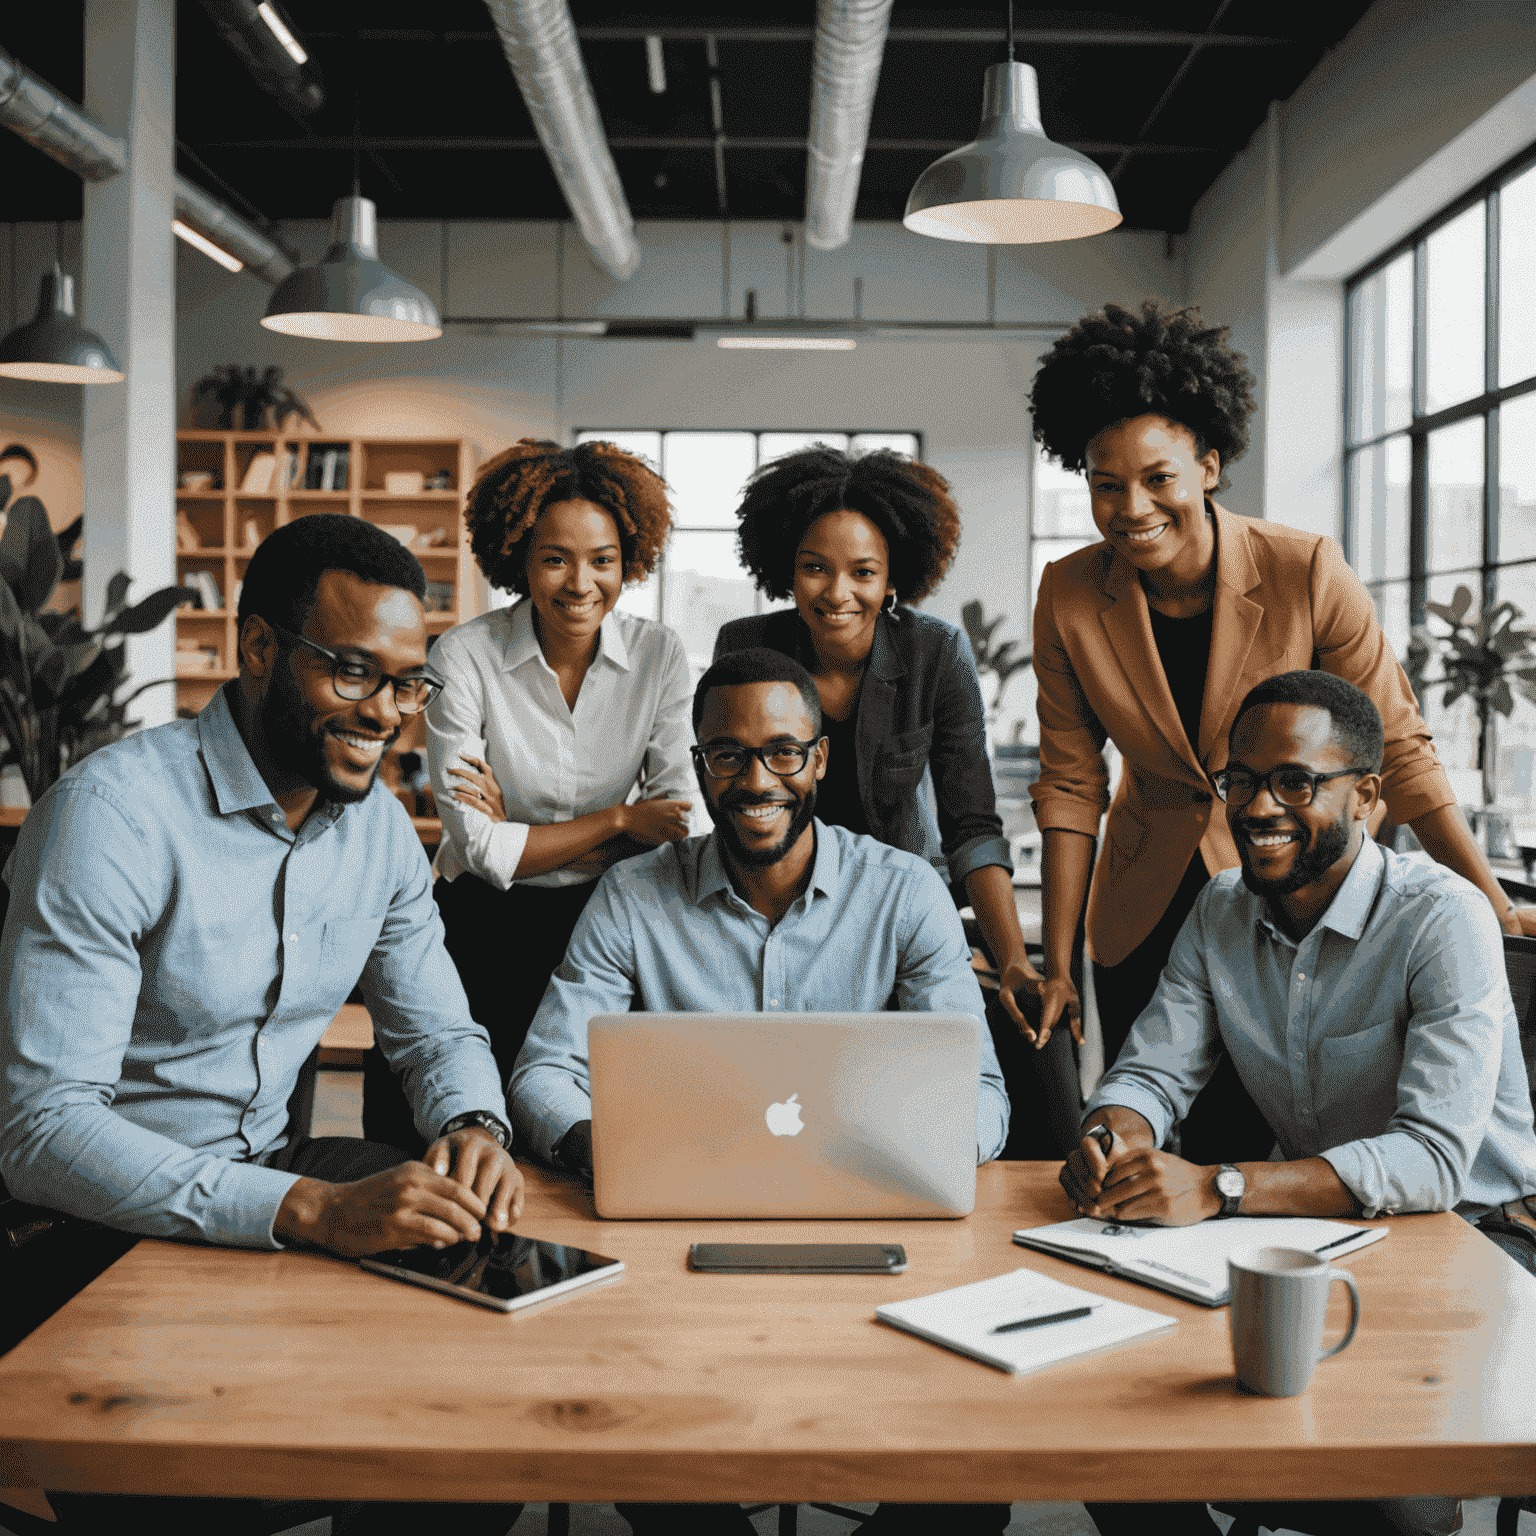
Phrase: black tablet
[{"left": 360, "top": 1233, "right": 624, "bottom": 1313}]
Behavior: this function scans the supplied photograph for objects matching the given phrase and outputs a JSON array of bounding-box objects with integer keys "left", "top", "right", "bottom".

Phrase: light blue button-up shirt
[
  {"left": 509, "top": 820, "right": 1009, "bottom": 1164},
  {"left": 0, "top": 686, "right": 506, "bottom": 1248},
  {"left": 1088, "top": 837, "right": 1536, "bottom": 1218}
]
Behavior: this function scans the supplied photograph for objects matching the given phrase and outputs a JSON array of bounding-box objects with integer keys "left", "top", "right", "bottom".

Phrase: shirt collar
[
  {"left": 694, "top": 818, "right": 840, "bottom": 906},
  {"left": 1256, "top": 832, "right": 1385, "bottom": 944},
  {"left": 196, "top": 684, "right": 283, "bottom": 817},
  {"left": 501, "top": 599, "right": 630, "bottom": 673}
]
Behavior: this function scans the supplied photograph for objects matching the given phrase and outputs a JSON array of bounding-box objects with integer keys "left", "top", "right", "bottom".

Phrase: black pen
[
  {"left": 989, "top": 1305, "right": 1095, "bottom": 1335},
  {"left": 1313, "top": 1230, "right": 1363, "bottom": 1254}
]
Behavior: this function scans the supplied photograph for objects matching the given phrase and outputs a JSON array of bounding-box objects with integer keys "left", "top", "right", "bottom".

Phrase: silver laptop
[{"left": 588, "top": 1012, "right": 981, "bottom": 1219}]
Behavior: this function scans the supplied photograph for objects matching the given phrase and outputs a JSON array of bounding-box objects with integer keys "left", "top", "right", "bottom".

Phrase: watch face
[{"left": 1215, "top": 1168, "right": 1245, "bottom": 1199}]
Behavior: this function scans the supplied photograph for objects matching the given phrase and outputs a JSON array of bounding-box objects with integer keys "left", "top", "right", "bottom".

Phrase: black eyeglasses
[
  {"left": 1211, "top": 765, "right": 1365, "bottom": 808},
  {"left": 690, "top": 738, "right": 823, "bottom": 779},
  {"left": 269, "top": 623, "right": 444, "bottom": 715}
]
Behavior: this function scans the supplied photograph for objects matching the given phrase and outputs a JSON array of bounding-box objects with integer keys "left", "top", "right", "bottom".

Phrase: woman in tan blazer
[{"left": 1026, "top": 301, "right": 1517, "bottom": 1165}]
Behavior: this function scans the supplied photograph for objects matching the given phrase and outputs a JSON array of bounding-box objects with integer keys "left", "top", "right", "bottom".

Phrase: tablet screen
[{"left": 368, "top": 1233, "right": 620, "bottom": 1302}]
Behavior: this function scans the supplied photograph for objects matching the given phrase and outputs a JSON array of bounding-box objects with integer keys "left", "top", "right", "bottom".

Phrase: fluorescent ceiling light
[
  {"left": 645, "top": 36, "right": 667, "bottom": 94},
  {"left": 717, "top": 335, "right": 857, "bottom": 351},
  {"left": 257, "top": 3, "right": 308, "bottom": 64},
  {"left": 173, "top": 220, "right": 244, "bottom": 273}
]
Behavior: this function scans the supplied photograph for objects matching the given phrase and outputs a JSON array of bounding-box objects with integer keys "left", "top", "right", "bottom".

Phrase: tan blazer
[{"left": 1031, "top": 502, "right": 1455, "bottom": 968}]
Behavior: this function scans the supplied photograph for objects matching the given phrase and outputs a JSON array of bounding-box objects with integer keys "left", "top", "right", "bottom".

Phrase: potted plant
[
  {"left": 961, "top": 598, "right": 1037, "bottom": 793},
  {"left": 0, "top": 445, "right": 195, "bottom": 811},
  {"left": 189, "top": 365, "right": 319, "bottom": 431},
  {"left": 1411, "top": 582, "right": 1536, "bottom": 824}
]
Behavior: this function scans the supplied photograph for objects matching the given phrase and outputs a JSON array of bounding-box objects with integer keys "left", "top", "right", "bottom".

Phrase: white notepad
[
  {"left": 1013, "top": 1216, "right": 1387, "bottom": 1306},
  {"left": 875, "top": 1267, "right": 1177, "bottom": 1375}
]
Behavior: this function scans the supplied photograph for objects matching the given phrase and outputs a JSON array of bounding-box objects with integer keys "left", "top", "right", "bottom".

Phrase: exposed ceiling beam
[
  {"left": 203, "top": 135, "right": 1214, "bottom": 155},
  {"left": 315, "top": 26, "right": 1301, "bottom": 47}
]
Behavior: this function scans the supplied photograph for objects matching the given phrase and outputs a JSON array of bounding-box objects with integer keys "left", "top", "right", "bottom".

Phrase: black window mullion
[
  {"left": 1412, "top": 239, "right": 1427, "bottom": 422},
  {"left": 1407, "top": 429, "right": 1428, "bottom": 701}
]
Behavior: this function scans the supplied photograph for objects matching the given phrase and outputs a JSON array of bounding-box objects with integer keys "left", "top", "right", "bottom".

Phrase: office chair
[{"left": 744, "top": 1503, "right": 869, "bottom": 1533}]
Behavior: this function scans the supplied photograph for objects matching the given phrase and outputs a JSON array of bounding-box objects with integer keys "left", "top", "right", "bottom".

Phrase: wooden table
[{"left": 1, "top": 1164, "right": 1532, "bottom": 1508}]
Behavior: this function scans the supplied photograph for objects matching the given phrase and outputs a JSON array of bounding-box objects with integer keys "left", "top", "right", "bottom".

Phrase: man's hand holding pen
[{"left": 1059, "top": 1108, "right": 1220, "bottom": 1228}]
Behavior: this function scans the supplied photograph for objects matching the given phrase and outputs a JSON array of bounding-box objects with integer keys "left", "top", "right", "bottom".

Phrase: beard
[
  {"left": 259, "top": 660, "right": 396, "bottom": 805},
  {"left": 1239, "top": 811, "right": 1353, "bottom": 898},
  {"left": 706, "top": 780, "right": 819, "bottom": 870}
]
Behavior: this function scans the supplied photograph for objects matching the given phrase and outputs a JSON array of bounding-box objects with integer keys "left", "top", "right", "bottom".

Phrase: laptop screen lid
[{"left": 588, "top": 1012, "right": 980, "bottom": 1219}]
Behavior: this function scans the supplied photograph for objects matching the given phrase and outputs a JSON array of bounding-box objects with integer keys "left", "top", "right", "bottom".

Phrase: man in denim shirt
[
  {"left": 2, "top": 516, "right": 524, "bottom": 1532},
  {"left": 1064, "top": 670, "right": 1536, "bottom": 1536}
]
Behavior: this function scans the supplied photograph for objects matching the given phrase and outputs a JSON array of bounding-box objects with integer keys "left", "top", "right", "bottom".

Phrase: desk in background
[{"left": 1, "top": 1164, "right": 1531, "bottom": 1509}]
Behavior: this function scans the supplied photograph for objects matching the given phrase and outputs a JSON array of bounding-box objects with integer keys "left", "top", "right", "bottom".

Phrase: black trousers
[
  {"left": 1091, "top": 852, "right": 1276, "bottom": 1166},
  {"left": 363, "top": 874, "right": 597, "bottom": 1155},
  {"left": 17, "top": 1136, "right": 524, "bottom": 1535}
]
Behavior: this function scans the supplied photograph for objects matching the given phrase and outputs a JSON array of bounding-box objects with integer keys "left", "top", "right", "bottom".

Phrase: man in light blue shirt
[
  {"left": 1064, "top": 670, "right": 1536, "bottom": 1536},
  {"left": 510, "top": 648, "right": 1010, "bottom": 1536},
  {"left": 509, "top": 650, "right": 1009, "bottom": 1178}
]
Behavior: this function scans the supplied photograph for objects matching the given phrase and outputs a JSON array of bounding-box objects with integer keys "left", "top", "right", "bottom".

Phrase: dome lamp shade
[
  {"left": 903, "top": 61, "right": 1122, "bottom": 244},
  {"left": 262, "top": 195, "right": 442, "bottom": 342},
  {"left": 0, "top": 266, "right": 125, "bottom": 384}
]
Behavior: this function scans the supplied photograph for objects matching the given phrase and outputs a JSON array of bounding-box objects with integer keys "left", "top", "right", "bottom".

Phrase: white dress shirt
[{"left": 425, "top": 600, "right": 695, "bottom": 890}]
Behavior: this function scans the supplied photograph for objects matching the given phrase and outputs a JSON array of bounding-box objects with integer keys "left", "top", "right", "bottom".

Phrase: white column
[{"left": 81, "top": 0, "right": 177, "bottom": 729}]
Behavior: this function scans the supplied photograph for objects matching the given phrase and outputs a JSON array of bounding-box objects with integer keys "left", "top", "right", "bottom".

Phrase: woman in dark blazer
[
  {"left": 1027, "top": 300, "right": 1518, "bottom": 1167},
  {"left": 713, "top": 446, "right": 1037, "bottom": 1038}
]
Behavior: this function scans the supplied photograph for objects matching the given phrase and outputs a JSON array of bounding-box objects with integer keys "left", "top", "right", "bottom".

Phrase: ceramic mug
[{"left": 1227, "top": 1245, "right": 1360, "bottom": 1397}]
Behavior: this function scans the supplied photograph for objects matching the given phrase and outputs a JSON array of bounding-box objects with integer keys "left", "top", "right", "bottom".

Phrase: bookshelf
[{"left": 173, "top": 431, "right": 479, "bottom": 785}]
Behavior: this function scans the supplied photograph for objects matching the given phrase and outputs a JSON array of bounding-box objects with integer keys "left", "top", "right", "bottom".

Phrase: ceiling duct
[
  {"left": 196, "top": 1, "right": 324, "bottom": 116},
  {"left": 0, "top": 46, "right": 126, "bottom": 181},
  {"left": 1, "top": 47, "right": 297, "bottom": 285},
  {"left": 482, "top": 0, "right": 641, "bottom": 281},
  {"left": 804, "top": 0, "right": 894, "bottom": 251}
]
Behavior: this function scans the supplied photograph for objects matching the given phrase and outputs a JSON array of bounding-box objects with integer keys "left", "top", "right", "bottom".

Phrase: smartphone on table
[{"left": 688, "top": 1242, "right": 908, "bottom": 1274}]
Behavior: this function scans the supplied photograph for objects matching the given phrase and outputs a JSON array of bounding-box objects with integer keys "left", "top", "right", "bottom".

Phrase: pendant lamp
[
  {"left": 261, "top": 195, "right": 441, "bottom": 342},
  {"left": 903, "top": 24, "right": 1121, "bottom": 244},
  {"left": 0, "top": 264, "right": 124, "bottom": 384}
]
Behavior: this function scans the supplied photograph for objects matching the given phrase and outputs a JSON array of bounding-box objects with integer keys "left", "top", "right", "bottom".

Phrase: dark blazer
[{"left": 713, "top": 606, "right": 1012, "bottom": 888}]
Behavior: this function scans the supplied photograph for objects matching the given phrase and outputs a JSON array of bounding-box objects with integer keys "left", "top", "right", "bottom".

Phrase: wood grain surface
[{"left": 1, "top": 1163, "right": 1532, "bottom": 1505}]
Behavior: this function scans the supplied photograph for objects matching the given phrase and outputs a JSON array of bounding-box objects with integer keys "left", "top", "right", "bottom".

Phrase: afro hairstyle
[
  {"left": 1028, "top": 300, "right": 1257, "bottom": 490},
  {"left": 463, "top": 437, "right": 673, "bottom": 596},
  {"left": 1231, "top": 670, "right": 1385, "bottom": 775},
  {"left": 732, "top": 445, "right": 960, "bottom": 604},
  {"left": 237, "top": 512, "right": 427, "bottom": 635}
]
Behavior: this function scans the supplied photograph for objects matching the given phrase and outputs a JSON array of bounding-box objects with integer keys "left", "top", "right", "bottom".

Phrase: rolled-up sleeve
[
  {"left": 360, "top": 810, "right": 508, "bottom": 1141},
  {"left": 1085, "top": 895, "right": 1226, "bottom": 1142},
  {"left": 508, "top": 871, "right": 638, "bottom": 1161},
  {"left": 893, "top": 867, "right": 1010, "bottom": 1162},
  {"left": 1310, "top": 538, "right": 1455, "bottom": 825},
  {"left": 425, "top": 634, "right": 531, "bottom": 890},
  {"left": 1029, "top": 560, "right": 1111, "bottom": 839},
  {"left": 929, "top": 625, "right": 1012, "bottom": 885},
  {"left": 0, "top": 785, "right": 299, "bottom": 1247},
  {"left": 1321, "top": 894, "right": 1510, "bottom": 1215},
  {"left": 638, "top": 628, "right": 696, "bottom": 803}
]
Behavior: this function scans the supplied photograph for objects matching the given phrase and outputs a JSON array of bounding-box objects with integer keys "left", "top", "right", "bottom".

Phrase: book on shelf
[
  {"left": 284, "top": 446, "right": 301, "bottom": 488},
  {"left": 240, "top": 453, "right": 277, "bottom": 494},
  {"left": 875, "top": 1266, "right": 1176, "bottom": 1376},
  {"left": 175, "top": 511, "right": 200, "bottom": 552},
  {"left": 1012, "top": 1216, "right": 1387, "bottom": 1307},
  {"left": 190, "top": 571, "right": 223, "bottom": 612},
  {"left": 304, "top": 443, "right": 349, "bottom": 491}
]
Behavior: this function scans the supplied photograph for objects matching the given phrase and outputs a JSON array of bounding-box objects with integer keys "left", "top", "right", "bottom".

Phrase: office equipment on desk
[
  {"left": 689, "top": 1242, "right": 907, "bottom": 1273},
  {"left": 876, "top": 1266, "right": 1175, "bottom": 1375},
  {"left": 589, "top": 1012, "right": 981, "bottom": 1219},
  {"left": 1014, "top": 1216, "right": 1386, "bottom": 1306},
  {"left": 360, "top": 1233, "right": 623, "bottom": 1313}
]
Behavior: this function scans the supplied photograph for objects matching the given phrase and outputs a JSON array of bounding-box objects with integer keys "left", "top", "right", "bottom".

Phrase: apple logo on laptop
[{"left": 765, "top": 1093, "right": 804, "bottom": 1137}]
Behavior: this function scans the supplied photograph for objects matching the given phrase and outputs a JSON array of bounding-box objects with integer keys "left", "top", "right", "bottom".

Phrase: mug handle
[{"left": 1318, "top": 1267, "right": 1361, "bottom": 1361}]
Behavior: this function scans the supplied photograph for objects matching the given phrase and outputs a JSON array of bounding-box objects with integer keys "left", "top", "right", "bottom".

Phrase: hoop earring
[{"left": 883, "top": 593, "right": 897, "bottom": 617}]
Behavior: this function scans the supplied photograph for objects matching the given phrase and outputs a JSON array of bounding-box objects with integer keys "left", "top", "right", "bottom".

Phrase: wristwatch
[
  {"left": 1213, "top": 1164, "right": 1246, "bottom": 1219},
  {"left": 438, "top": 1109, "right": 512, "bottom": 1151}
]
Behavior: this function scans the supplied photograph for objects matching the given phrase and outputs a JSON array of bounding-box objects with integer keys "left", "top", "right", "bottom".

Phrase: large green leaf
[
  {"left": 0, "top": 577, "right": 23, "bottom": 646},
  {"left": 0, "top": 496, "right": 62, "bottom": 613},
  {"left": 1450, "top": 585, "right": 1474, "bottom": 619},
  {"left": 104, "top": 572, "right": 132, "bottom": 618},
  {"left": 52, "top": 647, "right": 119, "bottom": 720},
  {"left": 1491, "top": 677, "right": 1515, "bottom": 718},
  {"left": 34, "top": 639, "right": 99, "bottom": 705},
  {"left": 98, "top": 585, "right": 196, "bottom": 636},
  {"left": 0, "top": 476, "right": 9, "bottom": 515}
]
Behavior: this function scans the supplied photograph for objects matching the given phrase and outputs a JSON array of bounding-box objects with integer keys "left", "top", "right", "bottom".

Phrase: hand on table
[
  {"left": 620, "top": 797, "right": 693, "bottom": 847},
  {"left": 275, "top": 1129, "right": 524, "bottom": 1256},
  {"left": 449, "top": 754, "right": 506, "bottom": 823},
  {"left": 1059, "top": 1125, "right": 1216, "bottom": 1227}
]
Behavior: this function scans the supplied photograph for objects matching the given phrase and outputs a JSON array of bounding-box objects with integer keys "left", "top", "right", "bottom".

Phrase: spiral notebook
[
  {"left": 1013, "top": 1217, "right": 1387, "bottom": 1307},
  {"left": 875, "top": 1267, "right": 1177, "bottom": 1376}
]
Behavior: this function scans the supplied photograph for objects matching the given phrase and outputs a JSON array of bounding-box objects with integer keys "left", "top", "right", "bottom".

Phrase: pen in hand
[{"left": 989, "top": 1305, "right": 1095, "bottom": 1335}]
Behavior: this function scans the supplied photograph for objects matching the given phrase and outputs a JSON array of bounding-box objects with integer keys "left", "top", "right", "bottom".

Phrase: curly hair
[
  {"left": 1028, "top": 300, "right": 1257, "bottom": 490},
  {"left": 733, "top": 446, "right": 960, "bottom": 604},
  {"left": 463, "top": 438, "right": 673, "bottom": 596}
]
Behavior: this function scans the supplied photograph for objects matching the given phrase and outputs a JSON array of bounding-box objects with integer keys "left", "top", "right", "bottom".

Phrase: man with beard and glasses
[
  {"left": 509, "top": 647, "right": 1009, "bottom": 1536},
  {"left": 2, "top": 515, "right": 527, "bottom": 1533},
  {"left": 1056, "top": 670, "right": 1536, "bottom": 1536}
]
